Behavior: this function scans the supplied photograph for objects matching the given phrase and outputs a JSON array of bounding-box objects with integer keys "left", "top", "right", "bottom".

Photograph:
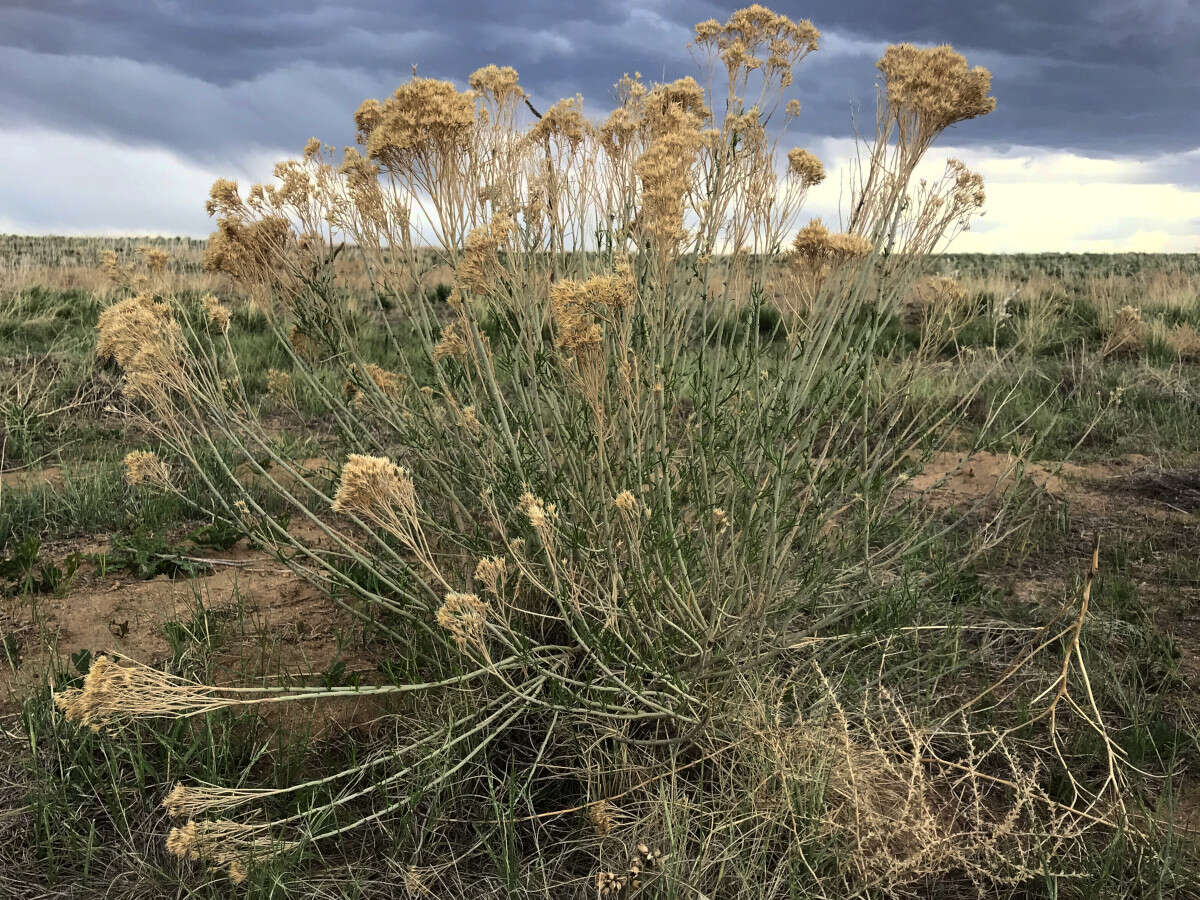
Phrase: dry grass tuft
[
  {"left": 1166, "top": 321, "right": 1200, "bottom": 360},
  {"left": 1102, "top": 305, "right": 1146, "bottom": 357}
]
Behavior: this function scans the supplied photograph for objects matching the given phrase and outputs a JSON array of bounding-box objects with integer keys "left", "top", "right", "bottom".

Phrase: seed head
[
  {"left": 791, "top": 219, "right": 872, "bottom": 266},
  {"left": 877, "top": 43, "right": 996, "bottom": 134},
  {"left": 124, "top": 450, "right": 170, "bottom": 490},
  {"left": 473, "top": 556, "right": 507, "bottom": 595},
  {"left": 518, "top": 492, "right": 556, "bottom": 531},
  {"left": 1103, "top": 305, "right": 1146, "bottom": 357},
  {"left": 331, "top": 455, "right": 416, "bottom": 519},
  {"left": 203, "top": 214, "right": 290, "bottom": 286},
  {"left": 205, "top": 178, "right": 242, "bottom": 217},
  {"left": 166, "top": 820, "right": 200, "bottom": 861},
  {"left": 165, "top": 819, "right": 288, "bottom": 881},
  {"left": 458, "top": 404, "right": 482, "bottom": 434},
  {"left": 456, "top": 215, "right": 516, "bottom": 295},
  {"left": 365, "top": 363, "right": 403, "bottom": 397},
  {"left": 1167, "top": 322, "right": 1200, "bottom": 361},
  {"left": 95, "top": 293, "right": 184, "bottom": 404},
  {"left": 136, "top": 246, "right": 170, "bottom": 274},
  {"left": 436, "top": 592, "right": 489, "bottom": 651},
  {"left": 588, "top": 800, "right": 617, "bottom": 836},
  {"left": 266, "top": 368, "right": 291, "bottom": 400},
  {"left": 634, "top": 119, "right": 704, "bottom": 256},
  {"left": 786, "top": 148, "right": 825, "bottom": 187},
  {"left": 346, "top": 362, "right": 404, "bottom": 404},
  {"left": 433, "top": 320, "right": 470, "bottom": 362},
  {"left": 693, "top": 6, "right": 820, "bottom": 86},
  {"left": 613, "top": 490, "right": 638, "bottom": 514},
  {"left": 468, "top": 64, "right": 525, "bottom": 103},
  {"left": 712, "top": 507, "right": 730, "bottom": 531},
  {"left": 96, "top": 293, "right": 176, "bottom": 368},
  {"left": 356, "top": 78, "right": 476, "bottom": 172},
  {"left": 528, "top": 96, "right": 590, "bottom": 150},
  {"left": 201, "top": 294, "right": 231, "bottom": 333},
  {"left": 53, "top": 655, "right": 270, "bottom": 731}
]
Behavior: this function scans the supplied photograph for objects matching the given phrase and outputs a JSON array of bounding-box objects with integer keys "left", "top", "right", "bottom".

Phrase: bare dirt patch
[
  {"left": 0, "top": 532, "right": 366, "bottom": 730},
  {"left": 909, "top": 451, "right": 1196, "bottom": 520},
  {"left": 910, "top": 450, "right": 1200, "bottom": 684},
  {"left": 0, "top": 466, "right": 65, "bottom": 491},
  {"left": 907, "top": 450, "right": 1068, "bottom": 500}
]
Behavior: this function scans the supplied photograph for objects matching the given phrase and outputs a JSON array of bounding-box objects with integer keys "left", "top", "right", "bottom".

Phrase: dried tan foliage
[
  {"left": 1166, "top": 321, "right": 1200, "bottom": 360},
  {"left": 330, "top": 454, "right": 416, "bottom": 519},
  {"left": 1102, "top": 305, "right": 1146, "bottom": 357},
  {"left": 122, "top": 450, "right": 170, "bottom": 490}
]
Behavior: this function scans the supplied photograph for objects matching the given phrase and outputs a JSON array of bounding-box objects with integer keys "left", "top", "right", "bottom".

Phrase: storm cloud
[{"left": 1, "top": 1, "right": 1196, "bottom": 248}]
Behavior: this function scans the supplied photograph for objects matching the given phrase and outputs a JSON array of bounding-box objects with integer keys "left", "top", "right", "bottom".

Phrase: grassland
[{"left": 0, "top": 237, "right": 1196, "bottom": 897}]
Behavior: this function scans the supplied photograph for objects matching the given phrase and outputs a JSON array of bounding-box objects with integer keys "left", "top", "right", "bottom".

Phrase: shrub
[{"left": 64, "top": 6, "right": 1144, "bottom": 895}]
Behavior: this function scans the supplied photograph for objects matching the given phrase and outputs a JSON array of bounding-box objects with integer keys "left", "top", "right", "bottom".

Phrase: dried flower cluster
[
  {"left": 613, "top": 489, "right": 639, "bottom": 514},
  {"left": 95, "top": 293, "right": 184, "bottom": 403},
  {"left": 345, "top": 362, "right": 403, "bottom": 403},
  {"left": 162, "top": 782, "right": 282, "bottom": 820},
  {"left": 786, "top": 148, "right": 825, "bottom": 187},
  {"left": 549, "top": 271, "right": 633, "bottom": 356},
  {"left": 266, "top": 368, "right": 292, "bottom": 400},
  {"left": 436, "top": 592, "right": 489, "bottom": 651},
  {"left": 1103, "top": 305, "right": 1146, "bottom": 357},
  {"left": 100, "top": 246, "right": 169, "bottom": 289},
  {"left": 96, "top": 293, "right": 174, "bottom": 368},
  {"left": 136, "top": 246, "right": 170, "bottom": 274},
  {"left": 596, "top": 842, "right": 667, "bottom": 896},
  {"left": 330, "top": 454, "right": 416, "bottom": 519},
  {"left": 101, "top": 249, "right": 134, "bottom": 287},
  {"left": 712, "top": 507, "right": 730, "bottom": 531},
  {"left": 633, "top": 80, "right": 707, "bottom": 256},
  {"left": 528, "top": 96, "right": 590, "bottom": 150},
  {"left": 54, "top": 656, "right": 234, "bottom": 731},
  {"left": 201, "top": 293, "right": 231, "bottom": 333},
  {"left": 473, "top": 555, "right": 507, "bottom": 595},
  {"left": 877, "top": 43, "right": 996, "bottom": 136},
  {"left": 946, "top": 158, "right": 986, "bottom": 212},
  {"left": 791, "top": 219, "right": 873, "bottom": 268},
  {"left": 468, "top": 64, "right": 525, "bottom": 104},
  {"left": 433, "top": 319, "right": 470, "bottom": 362},
  {"left": 693, "top": 5, "right": 820, "bottom": 87},
  {"left": 123, "top": 450, "right": 170, "bottom": 490},
  {"left": 1167, "top": 322, "right": 1200, "bottom": 360},
  {"left": 518, "top": 491, "right": 557, "bottom": 531},
  {"left": 166, "top": 819, "right": 286, "bottom": 885},
  {"left": 203, "top": 212, "right": 291, "bottom": 287},
  {"left": 587, "top": 799, "right": 617, "bottom": 836},
  {"left": 355, "top": 78, "right": 476, "bottom": 172},
  {"left": 456, "top": 214, "right": 516, "bottom": 294}
]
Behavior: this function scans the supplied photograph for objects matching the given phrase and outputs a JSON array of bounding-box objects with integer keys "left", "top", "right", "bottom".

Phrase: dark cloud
[{"left": 0, "top": 1, "right": 1196, "bottom": 174}]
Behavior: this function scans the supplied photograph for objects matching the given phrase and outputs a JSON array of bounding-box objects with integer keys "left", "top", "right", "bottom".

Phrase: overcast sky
[{"left": 2, "top": 0, "right": 1197, "bottom": 251}]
